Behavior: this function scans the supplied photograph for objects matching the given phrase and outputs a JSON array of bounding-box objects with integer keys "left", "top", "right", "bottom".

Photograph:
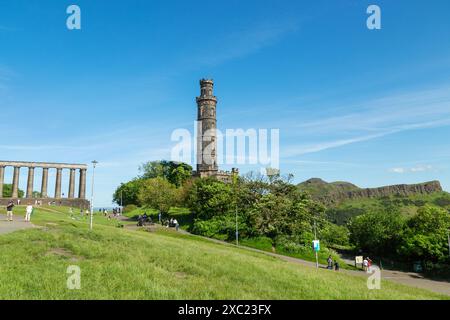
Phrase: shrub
[{"left": 123, "top": 204, "right": 138, "bottom": 213}]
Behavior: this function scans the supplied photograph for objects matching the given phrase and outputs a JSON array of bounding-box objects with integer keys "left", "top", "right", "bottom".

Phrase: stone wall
[{"left": 0, "top": 198, "right": 90, "bottom": 210}]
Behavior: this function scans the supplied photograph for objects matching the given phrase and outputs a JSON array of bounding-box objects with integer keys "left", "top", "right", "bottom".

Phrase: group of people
[
  {"left": 363, "top": 257, "right": 373, "bottom": 272},
  {"left": 4, "top": 200, "right": 34, "bottom": 222},
  {"left": 137, "top": 212, "right": 153, "bottom": 226},
  {"left": 327, "top": 255, "right": 340, "bottom": 271},
  {"left": 136, "top": 212, "right": 180, "bottom": 231},
  {"left": 167, "top": 218, "right": 179, "bottom": 231}
]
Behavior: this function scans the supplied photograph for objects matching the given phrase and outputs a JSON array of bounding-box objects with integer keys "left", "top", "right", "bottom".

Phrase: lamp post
[{"left": 90, "top": 160, "right": 98, "bottom": 230}]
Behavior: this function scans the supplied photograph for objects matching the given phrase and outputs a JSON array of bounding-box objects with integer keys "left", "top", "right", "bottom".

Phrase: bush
[
  {"left": 123, "top": 204, "right": 138, "bottom": 213},
  {"left": 191, "top": 214, "right": 249, "bottom": 240}
]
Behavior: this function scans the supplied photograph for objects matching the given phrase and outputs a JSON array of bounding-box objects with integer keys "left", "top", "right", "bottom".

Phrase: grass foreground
[{"left": 0, "top": 206, "right": 447, "bottom": 300}]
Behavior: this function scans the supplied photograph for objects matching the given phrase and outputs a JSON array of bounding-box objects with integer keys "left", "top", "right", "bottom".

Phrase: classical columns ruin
[
  {"left": 55, "top": 168, "right": 62, "bottom": 199},
  {"left": 0, "top": 161, "right": 89, "bottom": 208},
  {"left": 78, "top": 169, "right": 86, "bottom": 199},
  {"left": 26, "top": 167, "right": 35, "bottom": 198},
  {"left": 68, "top": 169, "right": 76, "bottom": 199},
  {"left": 0, "top": 166, "right": 4, "bottom": 197},
  {"left": 12, "top": 167, "right": 20, "bottom": 198},
  {"left": 41, "top": 168, "right": 48, "bottom": 198}
]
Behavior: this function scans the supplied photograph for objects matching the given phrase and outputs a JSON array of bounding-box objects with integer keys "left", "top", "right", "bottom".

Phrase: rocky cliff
[{"left": 298, "top": 178, "right": 443, "bottom": 206}]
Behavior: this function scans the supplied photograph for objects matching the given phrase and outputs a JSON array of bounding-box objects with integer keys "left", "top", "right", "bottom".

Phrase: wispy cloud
[
  {"left": 282, "top": 85, "right": 450, "bottom": 157},
  {"left": 193, "top": 20, "right": 299, "bottom": 67},
  {"left": 389, "top": 165, "right": 435, "bottom": 174}
]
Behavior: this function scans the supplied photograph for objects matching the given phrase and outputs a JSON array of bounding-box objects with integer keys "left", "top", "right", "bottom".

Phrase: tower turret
[{"left": 196, "top": 79, "right": 218, "bottom": 176}]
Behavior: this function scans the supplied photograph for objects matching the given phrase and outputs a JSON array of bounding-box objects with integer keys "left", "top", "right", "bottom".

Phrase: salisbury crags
[{"left": 298, "top": 178, "right": 443, "bottom": 206}]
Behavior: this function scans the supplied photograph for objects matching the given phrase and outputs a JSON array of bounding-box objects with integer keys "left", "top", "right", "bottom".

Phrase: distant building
[{"left": 192, "top": 79, "right": 238, "bottom": 183}]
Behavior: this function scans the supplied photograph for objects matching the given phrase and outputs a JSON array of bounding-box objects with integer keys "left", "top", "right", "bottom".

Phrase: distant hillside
[{"left": 298, "top": 178, "right": 443, "bottom": 206}]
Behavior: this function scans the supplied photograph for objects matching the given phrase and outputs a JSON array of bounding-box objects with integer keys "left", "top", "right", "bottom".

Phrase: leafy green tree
[
  {"left": 398, "top": 205, "right": 450, "bottom": 262},
  {"left": 2, "top": 184, "right": 24, "bottom": 198},
  {"left": 249, "top": 194, "right": 292, "bottom": 250},
  {"left": 113, "top": 179, "right": 146, "bottom": 206},
  {"left": 138, "top": 177, "right": 179, "bottom": 214},
  {"left": 320, "top": 223, "right": 350, "bottom": 247},
  {"left": 139, "top": 160, "right": 192, "bottom": 187},
  {"left": 187, "top": 178, "right": 233, "bottom": 220},
  {"left": 348, "top": 209, "right": 406, "bottom": 256}
]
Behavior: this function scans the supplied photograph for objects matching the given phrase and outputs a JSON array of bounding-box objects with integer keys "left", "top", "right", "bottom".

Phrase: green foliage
[
  {"left": 326, "top": 207, "right": 367, "bottom": 225},
  {"left": 123, "top": 204, "right": 138, "bottom": 214},
  {"left": 191, "top": 213, "right": 249, "bottom": 240},
  {"left": 187, "top": 178, "right": 234, "bottom": 220},
  {"left": 113, "top": 179, "right": 145, "bottom": 206},
  {"left": 398, "top": 205, "right": 450, "bottom": 263},
  {"left": 348, "top": 209, "right": 406, "bottom": 256},
  {"left": 138, "top": 177, "right": 179, "bottom": 214},
  {"left": 2, "top": 184, "right": 24, "bottom": 198},
  {"left": 140, "top": 160, "right": 192, "bottom": 187},
  {"left": 320, "top": 223, "right": 350, "bottom": 247}
]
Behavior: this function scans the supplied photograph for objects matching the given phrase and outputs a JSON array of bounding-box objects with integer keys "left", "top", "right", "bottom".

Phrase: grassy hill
[
  {"left": 0, "top": 206, "right": 447, "bottom": 299},
  {"left": 298, "top": 178, "right": 450, "bottom": 225}
]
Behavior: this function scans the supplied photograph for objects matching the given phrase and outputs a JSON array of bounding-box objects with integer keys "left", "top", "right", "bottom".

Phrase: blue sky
[{"left": 1, "top": 0, "right": 450, "bottom": 206}]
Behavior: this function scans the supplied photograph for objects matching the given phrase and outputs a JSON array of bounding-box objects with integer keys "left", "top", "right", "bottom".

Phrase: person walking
[
  {"left": 327, "top": 255, "right": 333, "bottom": 270},
  {"left": 6, "top": 200, "right": 14, "bottom": 221},
  {"left": 367, "top": 257, "right": 373, "bottom": 272},
  {"left": 158, "top": 211, "right": 162, "bottom": 224},
  {"left": 334, "top": 260, "right": 340, "bottom": 271},
  {"left": 173, "top": 218, "right": 179, "bottom": 231},
  {"left": 25, "top": 204, "right": 33, "bottom": 222},
  {"left": 363, "top": 258, "right": 369, "bottom": 272}
]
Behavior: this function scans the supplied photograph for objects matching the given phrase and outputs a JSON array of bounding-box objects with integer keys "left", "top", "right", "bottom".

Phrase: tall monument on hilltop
[
  {"left": 196, "top": 79, "right": 219, "bottom": 178},
  {"left": 194, "top": 79, "right": 238, "bottom": 182}
]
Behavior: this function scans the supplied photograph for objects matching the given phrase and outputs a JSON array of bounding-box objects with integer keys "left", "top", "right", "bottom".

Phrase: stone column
[
  {"left": 78, "top": 168, "right": 86, "bottom": 199},
  {"left": 68, "top": 169, "right": 76, "bottom": 198},
  {"left": 0, "top": 166, "right": 5, "bottom": 198},
  {"left": 55, "top": 168, "right": 62, "bottom": 199},
  {"left": 11, "top": 166, "right": 20, "bottom": 198},
  {"left": 26, "top": 167, "right": 35, "bottom": 198},
  {"left": 41, "top": 168, "right": 48, "bottom": 198}
]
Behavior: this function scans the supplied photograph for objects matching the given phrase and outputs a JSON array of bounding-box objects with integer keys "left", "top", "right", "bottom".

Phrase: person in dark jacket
[{"left": 6, "top": 201, "right": 14, "bottom": 221}]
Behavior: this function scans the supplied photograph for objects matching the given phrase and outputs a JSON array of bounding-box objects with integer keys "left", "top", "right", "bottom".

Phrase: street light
[{"left": 90, "top": 160, "right": 98, "bottom": 230}]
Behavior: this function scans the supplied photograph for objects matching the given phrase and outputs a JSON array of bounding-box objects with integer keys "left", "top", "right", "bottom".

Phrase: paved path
[{"left": 0, "top": 214, "right": 35, "bottom": 235}]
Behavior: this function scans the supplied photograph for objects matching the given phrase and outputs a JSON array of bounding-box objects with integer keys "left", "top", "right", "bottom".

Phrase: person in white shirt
[
  {"left": 25, "top": 205, "right": 33, "bottom": 222},
  {"left": 363, "top": 258, "right": 369, "bottom": 272}
]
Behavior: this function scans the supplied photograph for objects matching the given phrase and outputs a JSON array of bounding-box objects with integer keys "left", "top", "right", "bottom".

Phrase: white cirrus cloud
[{"left": 389, "top": 165, "right": 434, "bottom": 174}]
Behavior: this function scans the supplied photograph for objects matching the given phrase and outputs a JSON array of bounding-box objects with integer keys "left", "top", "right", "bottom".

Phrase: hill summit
[{"left": 298, "top": 178, "right": 443, "bottom": 206}]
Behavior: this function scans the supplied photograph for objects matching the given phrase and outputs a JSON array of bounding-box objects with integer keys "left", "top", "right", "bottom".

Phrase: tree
[
  {"left": 139, "top": 160, "right": 192, "bottom": 187},
  {"left": 138, "top": 177, "right": 179, "bottom": 214},
  {"left": 113, "top": 179, "right": 146, "bottom": 206},
  {"left": 348, "top": 209, "right": 406, "bottom": 256},
  {"left": 398, "top": 205, "right": 450, "bottom": 263},
  {"left": 187, "top": 178, "right": 233, "bottom": 220},
  {"left": 249, "top": 194, "right": 292, "bottom": 250},
  {"left": 2, "top": 184, "right": 24, "bottom": 198}
]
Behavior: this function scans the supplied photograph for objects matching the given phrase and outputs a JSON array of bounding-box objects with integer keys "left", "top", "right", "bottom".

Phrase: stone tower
[{"left": 196, "top": 79, "right": 218, "bottom": 177}]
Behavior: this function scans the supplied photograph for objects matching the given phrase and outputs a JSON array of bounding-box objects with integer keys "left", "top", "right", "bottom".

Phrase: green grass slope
[{"left": 0, "top": 207, "right": 447, "bottom": 299}]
